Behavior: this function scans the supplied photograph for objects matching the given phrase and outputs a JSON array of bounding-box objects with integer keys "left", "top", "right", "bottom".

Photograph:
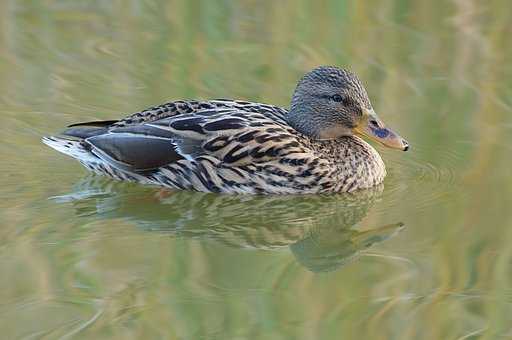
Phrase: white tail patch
[{"left": 42, "top": 136, "right": 97, "bottom": 163}]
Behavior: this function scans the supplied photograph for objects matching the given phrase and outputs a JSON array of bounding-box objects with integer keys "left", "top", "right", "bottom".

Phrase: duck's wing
[{"left": 75, "top": 101, "right": 303, "bottom": 173}]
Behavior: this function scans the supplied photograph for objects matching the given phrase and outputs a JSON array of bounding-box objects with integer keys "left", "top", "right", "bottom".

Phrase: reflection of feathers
[{"left": 53, "top": 177, "right": 403, "bottom": 272}]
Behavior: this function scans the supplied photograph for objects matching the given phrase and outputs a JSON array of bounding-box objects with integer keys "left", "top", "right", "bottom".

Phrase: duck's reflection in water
[{"left": 53, "top": 177, "right": 404, "bottom": 273}]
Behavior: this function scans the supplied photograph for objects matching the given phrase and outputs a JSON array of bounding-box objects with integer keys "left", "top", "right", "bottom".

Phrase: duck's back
[
  {"left": 44, "top": 99, "right": 349, "bottom": 194},
  {"left": 111, "top": 99, "right": 289, "bottom": 127}
]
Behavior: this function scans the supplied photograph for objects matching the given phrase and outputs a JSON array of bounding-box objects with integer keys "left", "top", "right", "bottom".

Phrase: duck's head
[{"left": 288, "top": 66, "right": 409, "bottom": 151}]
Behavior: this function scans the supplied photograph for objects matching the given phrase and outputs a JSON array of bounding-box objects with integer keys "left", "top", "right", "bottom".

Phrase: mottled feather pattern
[
  {"left": 113, "top": 99, "right": 289, "bottom": 127},
  {"left": 44, "top": 99, "right": 385, "bottom": 194}
]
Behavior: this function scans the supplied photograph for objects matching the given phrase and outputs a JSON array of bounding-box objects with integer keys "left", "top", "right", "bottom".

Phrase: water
[{"left": 1, "top": 1, "right": 511, "bottom": 339}]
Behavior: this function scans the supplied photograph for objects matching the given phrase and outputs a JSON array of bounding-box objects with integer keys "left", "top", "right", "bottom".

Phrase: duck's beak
[{"left": 353, "top": 108, "right": 409, "bottom": 151}]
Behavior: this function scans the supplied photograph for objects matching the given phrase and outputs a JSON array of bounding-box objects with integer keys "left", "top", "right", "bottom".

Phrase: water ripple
[{"left": 377, "top": 144, "right": 464, "bottom": 215}]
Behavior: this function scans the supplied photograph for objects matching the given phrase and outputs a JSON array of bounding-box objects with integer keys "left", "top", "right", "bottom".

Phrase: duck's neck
[
  {"left": 317, "top": 136, "right": 387, "bottom": 191},
  {"left": 287, "top": 103, "right": 334, "bottom": 139}
]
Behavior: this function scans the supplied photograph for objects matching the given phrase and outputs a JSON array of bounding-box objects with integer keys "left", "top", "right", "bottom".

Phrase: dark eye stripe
[
  {"left": 313, "top": 94, "right": 345, "bottom": 101},
  {"left": 313, "top": 94, "right": 354, "bottom": 106},
  {"left": 313, "top": 94, "right": 332, "bottom": 100}
]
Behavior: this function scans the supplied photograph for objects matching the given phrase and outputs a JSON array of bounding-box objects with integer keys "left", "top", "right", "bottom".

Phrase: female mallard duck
[{"left": 43, "top": 66, "right": 408, "bottom": 194}]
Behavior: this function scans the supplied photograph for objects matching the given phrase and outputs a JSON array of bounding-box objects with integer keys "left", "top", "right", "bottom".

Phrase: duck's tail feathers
[
  {"left": 42, "top": 120, "right": 118, "bottom": 161},
  {"left": 42, "top": 135, "right": 149, "bottom": 183},
  {"left": 42, "top": 136, "right": 97, "bottom": 163},
  {"left": 61, "top": 120, "right": 118, "bottom": 139}
]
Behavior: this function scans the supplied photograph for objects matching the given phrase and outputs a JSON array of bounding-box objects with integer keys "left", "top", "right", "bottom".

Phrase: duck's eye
[{"left": 332, "top": 94, "right": 343, "bottom": 103}]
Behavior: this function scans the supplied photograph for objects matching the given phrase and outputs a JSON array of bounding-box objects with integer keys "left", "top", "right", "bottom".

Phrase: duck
[{"left": 43, "top": 66, "right": 409, "bottom": 194}]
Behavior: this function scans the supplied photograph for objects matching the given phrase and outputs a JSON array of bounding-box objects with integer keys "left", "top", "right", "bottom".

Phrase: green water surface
[{"left": 1, "top": 1, "right": 512, "bottom": 339}]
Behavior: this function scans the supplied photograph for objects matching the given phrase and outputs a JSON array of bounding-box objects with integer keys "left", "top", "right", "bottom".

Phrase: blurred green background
[{"left": 1, "top": 1, "right": 511, "bottom": 339}]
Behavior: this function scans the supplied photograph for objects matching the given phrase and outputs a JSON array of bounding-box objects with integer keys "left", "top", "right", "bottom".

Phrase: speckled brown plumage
[{"left": 43, "top": 66, "right": 404, "bottom": 195}]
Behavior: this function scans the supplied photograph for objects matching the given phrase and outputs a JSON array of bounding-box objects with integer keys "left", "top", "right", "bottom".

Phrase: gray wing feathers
[
  {"left": 57, "top": 102, "right": 288, "bottom": 175},
  {"left": 86, "top": 133, "right": 184, "bottom": 172}
]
